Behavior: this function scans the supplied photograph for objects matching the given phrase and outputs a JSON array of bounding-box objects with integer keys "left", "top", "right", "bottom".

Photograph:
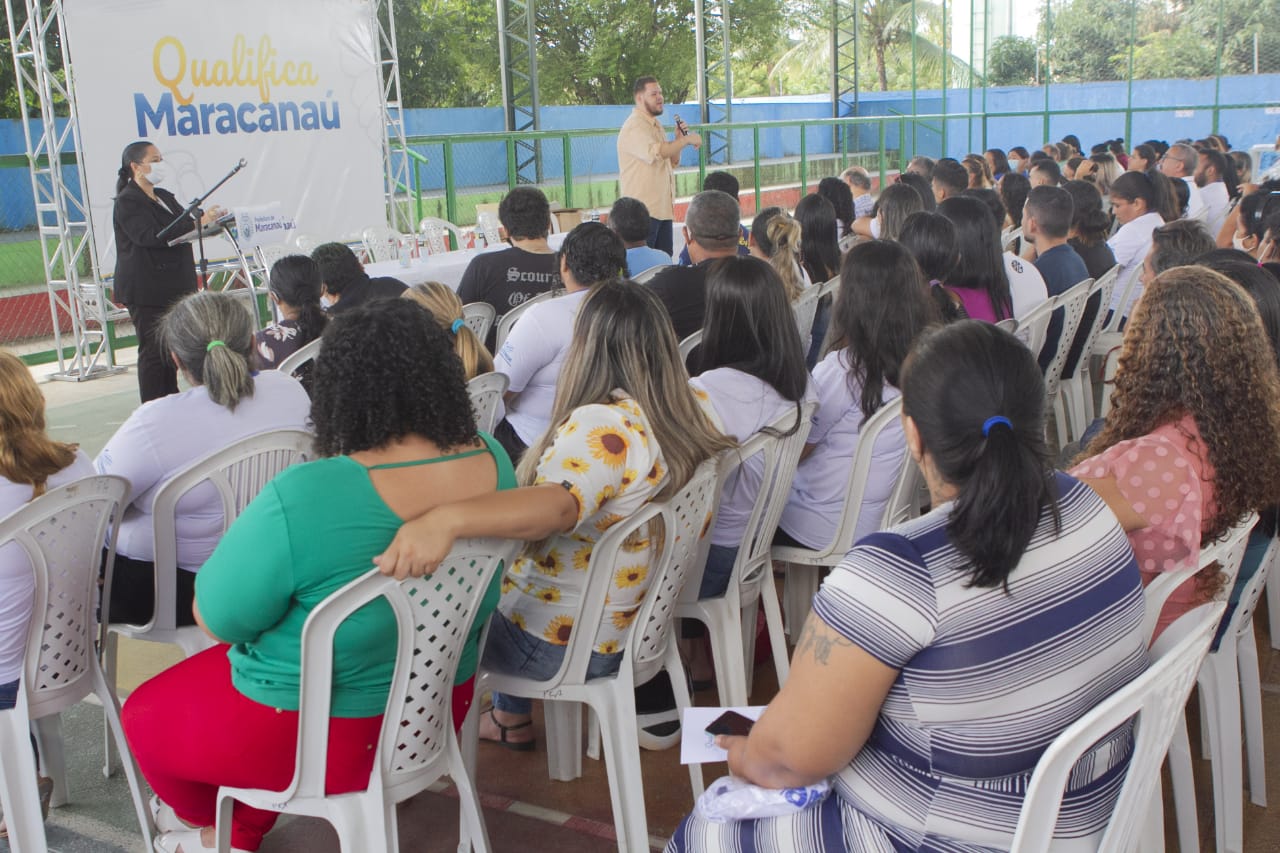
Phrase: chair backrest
[
  {"left": 1009, "top": 600, "right": 1224, "bottom": 853},
  {"left": 77, "top": 281, "right": 128, "bottom": 327},
  {"left": 276, "top": 336, "right": 323, "bottom": 378},
  {"left": 681, "top": 404, "right": 815, "bottom": 606},
  {"left": 254, "top": 244, "right": 291, "bottom": 279},
  {"left": 292, "top": 233, "right": 319, "bottom": 254},
  {"left": 286, "top": 539, "right": 517, "bottom": 802},
  {"left": 361, "top": 225, "right": 403, "bottom": 264},
  {"left": 418, "top": 217, "right": 463, "bottom": 255},
  {"left": 1013, "top": 294, "right": 1059, "bottom": 357},
  {"left": 467, "top": 372, "right": 509, "bottom": 435},
  {"left": 133, "top": 429, "right": 314, "bottom": 635},
  {"left": 461, "top": 302, "right": 496, "bottom": 344},
  {"left": 1224, "top": 533, "right": 1279, "bottom": 646},
  {"left": 631, "top": 264, "right": 670, "bottom": 284},
  {"left": 0, "top": 475, "right": 131, "bottom": 719},
  {"left": 494, "top": 290, "right": 557, "bottom": 351},
  {"left": 792, "top": 282, "right": 823, "bottom": 344},
  {"left": 474, "top": 209, "right": 502, "bottom": 247},
  {"left": 1001, "top": 226, "right": 1023, "bottom": 252},
  {"left": 1103, "top": 263, "right": 1138, "bottom": 333},
  {"left": 678, "top": 329, "right": 703, "bottom": 361},
  {"left": 1060, "top": 268, "right": 1119, "bottom": 382},
  {"left": 1142, "top": 513, "right": 1255, "bottom": 644},
  {"left": 994, "top": 316, "right": 1019, "bottom": 334},
  {"left": 817, "top": 274, "right": 840, "bottom": 299},
  {"left": 1041, "top": 277, "right": 1094, "bottom": 397}
]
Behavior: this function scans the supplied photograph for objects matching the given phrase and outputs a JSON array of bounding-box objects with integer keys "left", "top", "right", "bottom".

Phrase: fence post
[
  {"left": 443, "top": 141, "right": 458, "bottom": 225},
  {"left": 506, "top": 139, "right": 518, "bottom": 191},
  {"left": 878, "top": 120, "right": 887, "bottom": 189},
  {"left": 799, "top": 123, "right": 808, "bottom": 195},
  {"left": 753, "top": 125, "right": 762, "bottom": 212},
  {"left": 562, "top": 135, "right": 574, "bottom": 209}
]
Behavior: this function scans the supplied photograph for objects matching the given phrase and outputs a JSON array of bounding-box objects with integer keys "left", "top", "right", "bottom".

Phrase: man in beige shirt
[{"left": 617, "top": 76, "right": 701, "bottom": 255}]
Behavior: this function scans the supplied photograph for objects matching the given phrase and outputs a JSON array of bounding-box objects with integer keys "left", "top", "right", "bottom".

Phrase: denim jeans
[
  {"left": 698, "top": 543, "right": 739, "bottom": 600},
  {"left": 0, "top": 677, "right": 17, "bottom": 711},
  {"left": 483, "top": 611, "right": 624, "bottom": 714}
]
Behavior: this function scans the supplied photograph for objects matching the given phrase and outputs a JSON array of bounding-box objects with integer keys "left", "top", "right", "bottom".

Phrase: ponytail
[
  {"left": 116, "top": 140, "right": 152, "bottom": 195},
  {"left": 765, "top": 213, "right": 806, "bottom": 300},
  {"left": 160, "top": 292, "right": 256, "bottom": 411},
  {"left": 402, "top": 282, "right": 494, "bottom": 380},
  {"left": 268, "top": 255, "right": 328, "bottom": 347},
  {"left": 452, "top": 322, "right": 494, "bottom": 380}
]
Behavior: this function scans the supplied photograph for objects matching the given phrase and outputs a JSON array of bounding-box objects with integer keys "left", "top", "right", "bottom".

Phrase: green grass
[{"left": 0, "top": 237, "right": 50, "bottom": 291}]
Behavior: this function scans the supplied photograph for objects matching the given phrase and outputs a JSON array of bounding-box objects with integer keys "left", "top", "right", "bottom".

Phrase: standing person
[
  {"left": 617, "top": 76, "right": 702, "bottom": 256},
  {"left": 112, "top": 141, "right": 224, "bottom": 402}
]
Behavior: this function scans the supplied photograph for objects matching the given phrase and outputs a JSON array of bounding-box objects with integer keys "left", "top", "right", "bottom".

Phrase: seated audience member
[
  {"left": 648, "top": 190, "right": 743, "bottom": 340},
  {"left": 1195, "top": 147, "right": 1235, "bottom": 238},
  {"left": 457, "top": 186, "right": 560, "bottom": 348},
  {"left": 670, "top": 320, "right": 1147, "bottom": 853},
  {"left": 310, "top": 242, "right": 406, "bottom": 315},
  {"left": 1007, "top": 146, "right": 1032, "bottom": 174},
  {"left": 818, "top": 176, "right": 856, "bottom": 239},
  {"left": 937, "top": 196, "right": 1014, "bottom": 322},
  {"left": 963, "top": 153, "right": 993, "bottom": 189},
  {"left": 778, "top": 241, "right": 939, "bottom": 550},
  {"left": 1061, "top": 134, "right": 1082, "bottom": 156},
  {"left": 1143, "top": 219, "right": 1215, "bottom": 282},
  {"left": 999, "top": 172, "right": 1031, "bottom": 234},
  {"left": 896, "top": 172, "right": 936, "bottom": 211},
  {"left": 962, "top": 188, "right": 1048, "bottom": 316},
  {"left": 1089, "top": 154, "right": 1122, "bottom": 196},
  {"left": 841, "top": 166, "right": 875, "bottom": 219},
  {"left": 905, "top": 155, "right": 935, "bottom": 179},
  {"left": 374, "top": 281, "right": 733, "bottom": 751},
  {"left": 253, "top": 255, "right": 327, "bottom": 379},
  {"left": 1071, "top": 267, "right": 1280, "bottom": 639},
  {"left": 124, "top": 298, "right": 515, "bottom": 853},
  {"left": 676, "top": 171, "right": 750, "bottom": 265},
  {"left": 1128, "top": 143, "right": 1156, "bottom": 173},
  {"left": 794, "top": 194, "right": 842, "bottom": 284},
  {"left": 96, "top": 292, "right": 311, "bottom": 627},
  {"left": 1168, "top": 173, "right": 1191, "bottom": 220},
  {"left": 1108, "top": 138, "right": 1130, "bottom": 169},
  {"left": 494, "top": 222, "right": 626, "bottom": 459},
  {"left": 608, "top": 196, "right": 672, "bottom": 276},
  {"left": 985, "top": 148, "right": 1012, "bottom": 183},
  {"left": 1229, "top": 181, "right": 1280, "bottom": 259},
  {"left": 897, "top": 211, "right": 968, "bottom": 323},
  {"left": 1107, "top": 171, "right": 1174, "bottom": 318},
  {"left": 1229, "top": 150, "right": 1254, "bottom": 196},
  {"left": 852, "top": 181, "right": 924, "bottom": 241},
  {"left": 1160, "top": 142, "right": 1208, "bottom": 223},
  {"left": 1029, "top": 158, "right": 1062, "bottom": 188},
  {"left": 930, "top": 157, "right": 969, "bottom": 203},
  {"left": 1026, "top": 185, "right": 1089, "bottom": 297},
  {"left": 1064, "top": 179, "right": 1119, "bottom": 279},
  {"left": 1063, "top": 156, "right": 1084, "bottom": 182},
  {"left": 402, "top": 282, "right": 494, "bottom": 380},
  {"left": 0, "top": 350, "right": 95, "bottom": 831},
  {"left": 748, "top": 207, "right": 807, "bottom": 300}
]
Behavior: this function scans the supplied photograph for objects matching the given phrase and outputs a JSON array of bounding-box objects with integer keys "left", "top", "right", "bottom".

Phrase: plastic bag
[{"left": 694, "top": 775, "right": 831, "bottom": 823}]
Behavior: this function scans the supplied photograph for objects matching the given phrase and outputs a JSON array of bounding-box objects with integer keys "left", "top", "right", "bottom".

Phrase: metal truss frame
[
  {"left": 497, "top": 0, "right": 541, "bottom": 184},
  {"left": 694, "top": 0, "right": 733, "bottom": 164},
  {"left": 374, "top": 0, "right": 412, "bottom": 232},
  {"left": 831, "top": 0, "right": 860, "bottom": 118}
]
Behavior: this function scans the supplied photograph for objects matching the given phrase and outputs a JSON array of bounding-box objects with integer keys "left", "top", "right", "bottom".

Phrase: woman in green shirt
[{"left": 122, "top": 298, "right": 516, "bottom": 853}]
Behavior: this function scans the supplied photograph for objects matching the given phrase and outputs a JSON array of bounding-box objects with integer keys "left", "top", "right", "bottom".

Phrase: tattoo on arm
[{"left": 794, "top": 618, "right": 853, "bottom": 666}]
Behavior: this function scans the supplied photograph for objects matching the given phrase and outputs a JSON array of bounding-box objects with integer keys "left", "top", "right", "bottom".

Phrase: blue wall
[{"left": 3, "top": 74, "right": 1278, "bottom": 229}]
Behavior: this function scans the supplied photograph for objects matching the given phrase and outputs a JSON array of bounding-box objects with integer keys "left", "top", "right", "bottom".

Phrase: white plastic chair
[
  {"left": 255, "top": 244, "right": 291, "bottom": 276},
  {"left": 474, "top": 211, "right": 502, "bottom": 248},
  {"left": 1008, "top": 600, "right": 1225, "bottom": 853},
  {"left": 292, "top": 233, "right": 320, "bottom": 254},
  {"left": 1059, "top": 267, "right": 1119, "bottom": 443},
  {"left": 1012, "top": 293, "right": 1059, "bottom": 358},
  {"left": 494, "top": 290, "right": 557, "bottom": 352},
  {"left": 0, "top": 475, "right": 153, "bottom": 850},
  {"left": 214, "top": 539, "right": 517, "bottom": 853},
  {"left": 104, "top": 428, "right": 315, "bottom": 768},
  {"left": 362, "top": 225, "right": 404, "bottom": 264},
  {"left": 461, "top": 459, "right": 720, "bottom": 853},
  {"left": 461, "top": 302, "right": 496, "bottom": 345},
  {"left": 791, "top": 280, "right": 823, "bottom": 346},
  {"left": 276, "top": 336, "right": 323, "bottom": 379},
  {"left": 677, "top": 404, "right": 815, "bottom": 708},
  {"left": 1166, "top": 521, "right": 1269, "bottom": 853},
  {"left": 419, "top": 217, "right": 465, "bottom": 255},
  {"left": 1001, "top": 226, "right": 1023, "bottom": 253},
  {"left": 1041, "top": 277, "right": 1094, "bottom": 447},
  {"left": 994, "top": 316, "right": 1019, "bottom": 334},
  {"left": 771, "top": 396, "right": 916, "bottom": 633},
  {"left": 678, "top": 329, "right": 703, "bottom": 362},
  {"left": 630, "top": 264, "right": 670, "bottom": 284},
  {"left": 467, "top": 372, "right": 509, "bottom": 435}
]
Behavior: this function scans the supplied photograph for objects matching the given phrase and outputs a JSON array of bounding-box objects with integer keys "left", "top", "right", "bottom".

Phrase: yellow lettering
[
  {"left": 152, "top": 37, "right": 192, "bottom": 106},
  {"left": 151, "top": 34, "right": 321, "bottom": 104}
]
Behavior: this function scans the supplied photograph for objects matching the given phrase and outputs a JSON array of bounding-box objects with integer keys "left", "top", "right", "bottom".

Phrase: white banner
[{"left": 64, "top": 0, "right": 388, "bottom": 274}]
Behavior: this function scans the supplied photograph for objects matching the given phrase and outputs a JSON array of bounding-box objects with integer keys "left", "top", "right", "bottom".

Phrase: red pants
[{"left": 122, "top": 646, "right": 475, "bottom": 851}]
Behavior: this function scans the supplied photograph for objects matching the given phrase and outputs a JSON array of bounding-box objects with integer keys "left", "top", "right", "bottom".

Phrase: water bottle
[{"left": 398, "top": 236, "right": 412, "bottom": 267}]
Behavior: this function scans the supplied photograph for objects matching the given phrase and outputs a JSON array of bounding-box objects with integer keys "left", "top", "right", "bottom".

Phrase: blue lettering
[
  {"left": 278, "top": 102, "right": 299, "bottom": 132},
  {"left": 300, "top": 101, "right": 319, "bottom": 130},
  {"left": 258, "top": 102, "right": 278, "bottom": 133},
  {"left": 236, "top": 103, "right": 258, "bottom": 133},
  {"left": 214, "top": 103, "right": 236, "bottom": 134},
  {"left": 134, "top": 91, "right": 339, "bottom": 137},
  {"left": 320, "top": 92, "right": 340, "bottom": 129},
  {"left": 198, "top": 103, "right": 218, "bottom": 135},
  {"left": 134, "top": 92, "right": 175, "bottom": 136},
  {"left": 176, "top": 103, "right": 199, "bottom": 136}
]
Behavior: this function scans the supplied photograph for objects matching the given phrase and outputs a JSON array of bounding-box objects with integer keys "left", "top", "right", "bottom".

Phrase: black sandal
[{"left": 484, "top": 707, "right": 536, "bottom": 752}]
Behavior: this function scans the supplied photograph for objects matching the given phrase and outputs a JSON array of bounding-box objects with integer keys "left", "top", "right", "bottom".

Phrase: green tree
[
  {"left": 391, "top": 1, "right": 502, "bottom": 108},
  {"left": 987, "top": 35, "right": 1038, "bottom": 86},
  {"left": 1127, "top": 27, "right": 1215, "bottom": 79},
  {"left": 1041, "top": 0, "right": 1134, "bottom": 82}
]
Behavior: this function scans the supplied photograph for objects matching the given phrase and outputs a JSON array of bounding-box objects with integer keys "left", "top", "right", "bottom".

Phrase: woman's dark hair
[
  {"left": 1238, "top": 181, "right": 1280, "bottom": 240},
  {"left": 1131, "top": 143, "right": 1157, "bottom": 167},
  {"left": 986, "top": 148, "right": 1011, "bottom": 178},
  {"left": 817, "top": 177, "right": 855, "bottom": 236},
  {"left": 268, "top": 255, "right": 328, "bottom": 348},
  {"left": 310, "top": 242, "right": 369, "bottom": 296},
  {"left": 901, "top": 320, "right": 1059, "bottom": 588},
  {"left": 1197, "top": 258, "right": 1280, "bottom": 371},
  {"left": 831, "top": 240, "right": 940, "bottom": 421},
  {"left": 1111, "top": 170, "right": 1175, "bottom": 222},
  {"left": 961, "top": 188, "right": 1007, "bottom": 230},
  {"left": 116, "top": 141, "right": 153, "bottom": 193},
  {"left": 999, "top": 173, "right": 1031, "bottom": 228},
  {"left": 311, "top": 298, "right": 476, "bottom": 457},
  {"left": 896, "top": 172, "right": 936, "bottom": 212},
  {"left": 897, "top": 212, "right": 967, "bottom": 323},
  {"left": 1169, "top": 175, "right": 1190, "bottom": 220},
  {"left": 750, "top": 207, "right": 783, "bottom": 254},
  {"left": 1062, "top": 134, "right": 1082, "bottom": 154},
  {"left": 1009, "top": 146, "right": 1031, "bottom": 162},
  {"left": 937, "top": 196, "right": 1014, "bottom": 320},
  {"left": 875, "top": 182, "right": 926, "bottom": 241},
  {"left": 794, "top": 193, "right": 841, "bottom": 282},
  {"left": 1063, "top": 180, "right": 1110, "bottom": 246},
  {"left": 698, "top": 256, "right": 809, "bottom": 432}
]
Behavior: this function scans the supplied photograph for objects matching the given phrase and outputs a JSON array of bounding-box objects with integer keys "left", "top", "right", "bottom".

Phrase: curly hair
[
  {"left": 1082, "top": 266, "right": 1280, "bottom": 543},
  {"left": 310, "top": 299, "right": 477, "bottom": 457}
]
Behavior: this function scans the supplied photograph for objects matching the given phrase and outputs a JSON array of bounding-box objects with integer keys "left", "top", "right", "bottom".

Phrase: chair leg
[
  {"left": 214, "top": 789, "right": 237, "bottom": 853},
  {"left": 448, "top": 735, "right": 492, "bottom": 853},
  {"left": 1200, "top": 657, "right": 1245, "bottom": 853},
  {"left": 739, "top": 598, "right": 759, "bottom": 701},
  {"left": 102, "top": 631, "right": 119, "bottom": 779},
  {"left": 782, "top": 564, "right": 819, "bottom": 638},
  {"left": 0, "top": 704, "right": 51, "bottom": 853},
  {"left": 586, "top": 706, "right": 601, "bottom": 761},
  {"left": 1167, "top": 711, "right": 1201, "bottom": 853},
  {"left": 544, "top": 700, "right": 583, "bottom": 782},
  {"left": 1267, "top": 573, "right": 1280, "bottom": 651},
  {"left": 705, "top": 603, "right": 746, "bottom": 709},
  {"left": 666, "top": 644, "right": 704, "bottom": 801},
  {"left": 759, "top": 574, "right": 790, "bottom": 690},
  {"left": 592, "top": 691, "right": 651, "bottom": 853},
  {"left": 31, "top": 714, "right": 68, "bottom": 808},
  {"left": 1236, "top": 622, "right": 1267, "bottom": 807},
  {"left": 94, "top": 666, "right": 155, "bottom": 847}
]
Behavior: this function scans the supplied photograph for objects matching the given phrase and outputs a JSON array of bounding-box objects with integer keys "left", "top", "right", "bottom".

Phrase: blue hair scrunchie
[
  {"left": 982, "top": 415, "right": 1012, "bottom": 437},
  {"left": 450, "top": 318, "right": 465, "bottom": 335}
]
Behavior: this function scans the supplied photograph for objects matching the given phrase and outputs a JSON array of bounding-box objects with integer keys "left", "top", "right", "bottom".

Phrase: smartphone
[{"left": 705, "top": 710, "right": 755, "bottom": 738}]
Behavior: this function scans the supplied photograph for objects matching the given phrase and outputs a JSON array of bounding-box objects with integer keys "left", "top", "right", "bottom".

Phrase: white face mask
[
  {"left": 320, "top": 294, "right": 334, "bottom": 309},
  {"left": 1008, "top": 158, "right": 1022, "bottom": 174},
  {"left": 144, "top": 160, "right": 169, "bottom": 186},
  {"left": 1233, "top": 232, "right": 1252, "bottom": 254}
]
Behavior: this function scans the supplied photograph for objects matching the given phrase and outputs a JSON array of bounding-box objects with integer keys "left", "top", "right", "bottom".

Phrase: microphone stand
[{"left": 159, "top": 159, "right": 247, "bottom": 289}]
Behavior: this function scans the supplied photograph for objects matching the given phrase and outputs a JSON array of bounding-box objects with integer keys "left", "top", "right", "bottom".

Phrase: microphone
[{"left": 233, "top": 158, "right": 247, "bottom": 172}]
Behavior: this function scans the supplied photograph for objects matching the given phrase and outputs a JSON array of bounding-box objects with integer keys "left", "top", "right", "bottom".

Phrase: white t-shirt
[
  {"left": 0, "top": 450, "right": 97, "bottom": 684},
  {"left": 779, "top": 349, "right": 907, "bottom": 550},
  {"left": 495, "top": 289, "right": 585, "bottom": 447},
  {"left": 690, "top": 369, "right": 812, "bottom": 548},
  {"left": 95, "top": 370, "right": 312, "bottom": 568},
  {"left": 1107, "top": 211, "right": 1164, "bottom": 315},
  {"left": 1006, "top": 252, "right": 1049, "bottom": 319},
  {"left": 1200, "top": 181, "right": 1230, "bottom": 238},
  {"left": 1183, "top": 176, "right": 1208, "bottom": 224}
]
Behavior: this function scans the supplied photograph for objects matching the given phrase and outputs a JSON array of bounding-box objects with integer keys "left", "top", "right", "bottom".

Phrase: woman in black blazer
[{"left": 112, "top": 141, "right": 222, "bottom": 402}]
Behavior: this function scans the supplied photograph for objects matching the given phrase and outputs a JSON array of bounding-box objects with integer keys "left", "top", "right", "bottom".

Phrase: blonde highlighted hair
[
  {"left": 402, "top": 282, "right": 494, "bottom": 379},
  {"left": 764, "top": 213, "right": 807, "bottom": 300},
  {"left": 0, "top": 351, "right": 77, "bottom": 497}
]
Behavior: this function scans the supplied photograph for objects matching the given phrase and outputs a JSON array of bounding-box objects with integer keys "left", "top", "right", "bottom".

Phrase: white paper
[{"left": 679, "top": 705, "right": 767, "bottom": 765}]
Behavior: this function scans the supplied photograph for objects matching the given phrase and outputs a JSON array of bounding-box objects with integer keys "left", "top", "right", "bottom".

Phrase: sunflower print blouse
[{"left": 498, "top": 396, "right": 672, "bottom": 653}]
